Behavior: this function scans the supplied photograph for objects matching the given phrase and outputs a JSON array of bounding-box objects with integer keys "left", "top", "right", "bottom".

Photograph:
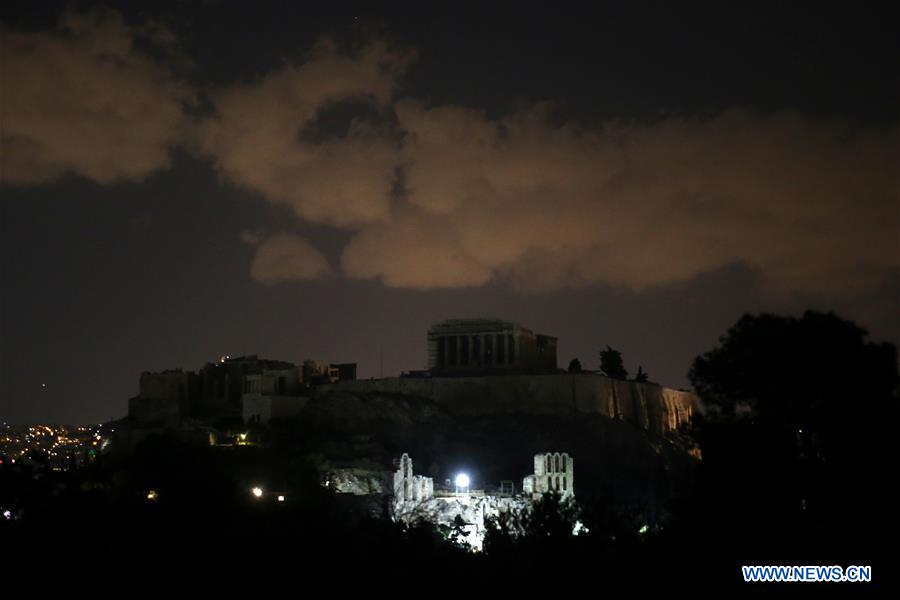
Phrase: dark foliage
[
  {"left": 633, "top": 365, "right": 649, "bottom": 382},
  {"left": 599, "top": 345, "right": 628, "bottom": 379}
]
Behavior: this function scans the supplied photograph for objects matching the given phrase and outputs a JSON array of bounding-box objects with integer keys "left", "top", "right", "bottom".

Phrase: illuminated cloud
[
  {"left": 341, "top": 209, "right": 493, "bottom": 290},
  {"left": 0, "top": 11, "right": 191, "bottom": 185},
  {"left": 341, "top": 104, "right": 899, "bottom": 299},
  {"left": 3, "top": 12, "right": 895, "bottom": 303},
  {"left": 198, "top": 37, "right": 413, "bottom": 228},
  {"left": 243, "top": 232, "right": 331, "bottom": 284}
]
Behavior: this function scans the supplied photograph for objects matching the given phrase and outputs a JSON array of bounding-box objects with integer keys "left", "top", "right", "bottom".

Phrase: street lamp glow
[
  {"left": 251, "top": 486, "right": 263, "bottom": 498},
  {"left": 455, "top": 473, "right": 470, "bottom": 488}
]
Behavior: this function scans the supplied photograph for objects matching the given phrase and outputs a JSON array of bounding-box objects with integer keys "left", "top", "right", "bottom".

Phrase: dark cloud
[
  {"left": 1, "top": 11, "right": 191, "bottom": 184},
  {"left": 344, "top": 104, "right": 899, "bottom": 300},
  {"left": 197, "top": 37, "right": 413, "bottom": 228},
  {"left": 3, "top": 12, "right": 897, "bottom": 306}
]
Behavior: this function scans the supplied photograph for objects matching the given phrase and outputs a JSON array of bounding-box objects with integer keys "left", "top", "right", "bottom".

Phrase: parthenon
[{"left": 427, "top": 318, "right": 558, "bottom": 375}]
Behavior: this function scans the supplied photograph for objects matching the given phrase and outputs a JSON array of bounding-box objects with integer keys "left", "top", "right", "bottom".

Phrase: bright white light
[
  {"left": 251, "top": 486, "right": 263, "bottom": 498},
  {"left": 277, "top": 495, "right": 285, "bottom": 502},
  {"left": 455, "top": 473, "right": 470, "bottom": 488}
]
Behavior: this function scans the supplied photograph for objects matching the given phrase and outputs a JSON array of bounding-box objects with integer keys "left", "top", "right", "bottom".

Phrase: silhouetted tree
[
  {"left": 483, "top": 508, "right": 523, "bottom": 557},
  {"left": 448, "top": 514, "right": 471, "bottom": 550},
  {"left": 689, "top": 311, "right": 897, "bottom": 454},
  {"left": 633, "top": 366, "right": 649, "bottom": 382},
  {"left": 568, "top": 358, "right": 583, "bottom": 373},
  {"left": 521, "top": 491, "right": 580, "bottom": 540},
  {"left": 484, "top": 492, "right": 579, "bottom": 543},
  {"left": 688, "top": 310, "right": 898, "bottom": 536},
  {"left": 599, "top": 346, "right": 628, "bottom": 380}
]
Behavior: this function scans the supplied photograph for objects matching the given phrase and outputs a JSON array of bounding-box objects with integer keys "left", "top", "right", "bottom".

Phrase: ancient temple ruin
[
  {"left": 523, "top": 452, "right": 574, "bottom": 499},
  {"left": 427, "top": 318, "right": 558, "bottom": 375},
  {"left": 393, "top": 453, "right": 434, "bottom": 502},
  {"left": 387, "top": 451, "right": 574, "bottom": 550}
]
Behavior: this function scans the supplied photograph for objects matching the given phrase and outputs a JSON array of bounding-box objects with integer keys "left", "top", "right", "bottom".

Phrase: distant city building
[
  {"left": 242, "top": 395, "right": 308, "bottom": 425},
  {"left": 0, "top": 424, "right": 112, "bottom": 471},
  {"left": 128, "top": 355, "right": 356, "bottom": 427},
  {"left": 241, "top": 365, "right": 307, "bottom": 425},
  {"left": 302, "top": 360, "right": 357, "bottom": 384},
  {"left": 523, "top": 452, "right": 574, "bottom": 498},
  {"left": 242, "top": 365, "right": 304, "bottom": 397},
  {"left": 427, "top": 318, "right": 558, "bottom": 376},
  {"left": 199, "top": 355, "right": 295, "bottom": 417},
  {"left": 129, "top": 369, "right": 199, "bottom": 426}
]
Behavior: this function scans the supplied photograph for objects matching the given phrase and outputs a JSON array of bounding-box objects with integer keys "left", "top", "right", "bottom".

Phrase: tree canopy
[
  {"left": 688, "top": 310, "right": 898, "bottom": 525},
  {"left": 599, "top": 346, "right": 628, "bottom": 380},
  {"left": 633, "top": 366, "right": 649, "bottom": 383},
  {"left": 689, "top": 310, "right": 897, "bottom": 432}
]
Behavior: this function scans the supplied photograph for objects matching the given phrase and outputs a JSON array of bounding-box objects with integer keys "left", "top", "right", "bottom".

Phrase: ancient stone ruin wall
[
  {"left": 524, "top": 452, "right": 575, "bottom": 498},
  {"left": 393, "top": 453, "right": 434, "bottom": 503},
  {"left": 322, "top": 373, "right": 697, "bottom": 436},
  {"left": 388, "top": 453, "right": 530, "bottom": 550}
]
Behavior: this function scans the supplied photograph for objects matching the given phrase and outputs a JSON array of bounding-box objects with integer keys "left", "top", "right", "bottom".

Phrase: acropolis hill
[
  {"left": 126, "top": 318, "right": 701, "bottom": 504},
  {"left": 320, "top": 372, "right": 695, "bottom": 437},
  {"left": 313, "top": 318, "right": 695, "bottom": 438}
]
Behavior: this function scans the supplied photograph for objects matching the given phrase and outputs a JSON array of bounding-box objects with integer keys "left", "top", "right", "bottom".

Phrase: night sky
[{"left": 2, "top": 1, "right": 898, "bottom": 424}]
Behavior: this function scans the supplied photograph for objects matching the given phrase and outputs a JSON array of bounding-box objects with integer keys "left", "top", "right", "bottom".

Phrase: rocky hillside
[{"left": 275, "top": 386, "right": 699, "bottom": 516}]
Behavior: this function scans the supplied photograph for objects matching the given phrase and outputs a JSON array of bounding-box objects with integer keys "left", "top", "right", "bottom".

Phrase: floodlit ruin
[{"left": 387, "top": 452, "right": 574, "bottom": 550}]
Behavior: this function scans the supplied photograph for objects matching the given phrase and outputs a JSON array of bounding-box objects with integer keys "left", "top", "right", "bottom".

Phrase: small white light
[
  {"left": 455, "top": 473, "right": 470, "bottom": 488},
  {"left": 251, "top": 486, "right": 263, "bottom": 498},
  {"left": 277, "top": 495, "right": 285, "bottom": 502}
]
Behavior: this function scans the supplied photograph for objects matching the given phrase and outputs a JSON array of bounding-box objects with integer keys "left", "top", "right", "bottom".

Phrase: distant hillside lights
[{"left": 0, "top": 423, "right": 111, "bottom": 471}]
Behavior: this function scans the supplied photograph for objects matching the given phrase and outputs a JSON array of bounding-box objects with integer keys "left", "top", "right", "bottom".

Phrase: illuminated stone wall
[
  {"left": 241, "top": 395, "right": 308, "bottom": 424},
  {"left": 523, "top": 452, "right": 574, "bottom": 498},
  {"left": 390, "top": 452, "right": 527, "bottom": 550},
  {"left": 427, "top": 318, "right": 557, "bottom": 375},
  {"left": 393, "top": 453, "right": 434, "bottom": 503},
  {"left": 323, "top": 373, "right": 697, "bottom": 436}
]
